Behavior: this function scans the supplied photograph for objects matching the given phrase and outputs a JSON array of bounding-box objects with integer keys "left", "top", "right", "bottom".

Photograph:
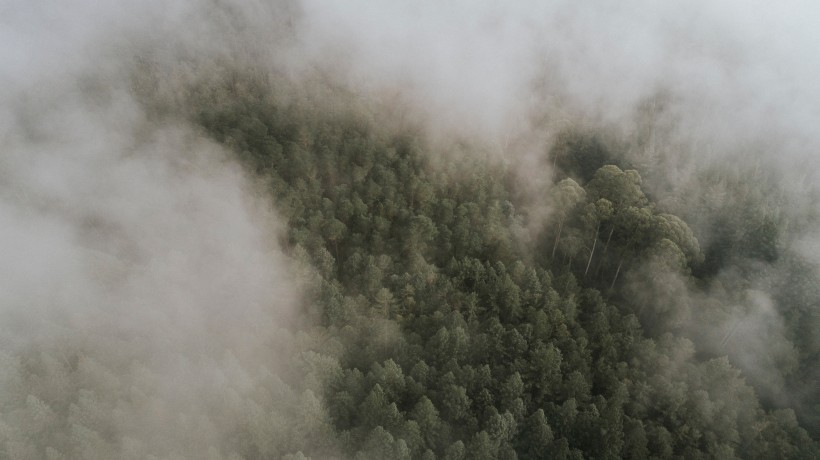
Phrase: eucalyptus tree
[{"left": 549, "top": 178, "right": 587, "bottom": 260}]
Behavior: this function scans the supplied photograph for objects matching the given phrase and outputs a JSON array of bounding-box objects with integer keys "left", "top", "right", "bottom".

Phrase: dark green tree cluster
[{"left": 194, "top": 80, "right": 817, "bottom": 459}]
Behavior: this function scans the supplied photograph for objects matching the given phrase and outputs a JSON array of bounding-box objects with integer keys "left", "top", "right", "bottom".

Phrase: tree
[
  {"left": 359, "top": 384, "right": 403, "bottom": 431},
  {"left": 369, "top": 359, "right": 405, "bottom": 401},
  {"left": 404, "top": 215, "right": 438, "bottom": 259},
  {"left": 549, "top": 179, "right": 587, "bottom": 260},
  {"left": 528, "top": 342, "right": 562, "bottom": 403},
  {"left": 439, "top": 385, "right": 472, "bottom": 423},
  {"left": 623, "top": 418, "right": 649, "bottom": 460},
  {"left": 500, "top": 373, "right": 525, "bottom": 414},
  {"left": 653, "top": 213, "right": 702, "bottom": 266},
  {"left": 467, "top": 431, "right": 498, "bottom": 460},
  {"left": 585, "top": 165, "right": 647, "bottom": 209},
  {"left": 443, "top": 440, "right": 466, "bottom": 460},
  {"left": 357, "top": 426, "right": 411, "bottom": 460},
  {"left": 609, "top": 205, "right": 654, "bottom": 289},
  {"left": 550, "top": 131, "right": 613, "bottom": 183},
  {"left": 581, "top": 198, "right": 613, "bottom": 277},
  {"left": 516, "top": 409, "right": 554, "bottom": 459},
  {"left": 411, "top": 396, "right": 442, "bottom": 451},
  {"left": 323, "top": 218, "right": 347, "bottom": 260}
]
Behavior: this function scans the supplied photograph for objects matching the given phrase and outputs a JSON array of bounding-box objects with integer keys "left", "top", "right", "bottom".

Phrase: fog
[
  {"left": 290, "top": 0, "right": 820, "bottom": 242},
  {"left": 2, "top": 0, "right": 819, "bottom": 456},
  {"left": 0, "top": 1, "right": 329, "bottom": 457},
  {"left": 293, "top": 0, "right": 820, "bottom": 170}
]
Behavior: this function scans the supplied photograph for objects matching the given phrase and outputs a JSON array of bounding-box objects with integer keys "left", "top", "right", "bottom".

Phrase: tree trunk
[
  {"left": 602, "top": 227, "right": 614, "bottom": 256},
  {"left": 610, "top": 259, "right": 623, "bottom": 290},
  {"left": 596, "top": 226, "right": 615, "bottom": 276},
  {"left": 551, "top": 218, "right": 564, "bottom": 260},
  {"left": 584, "top": 224, "right": 600, "bottom": 277}
]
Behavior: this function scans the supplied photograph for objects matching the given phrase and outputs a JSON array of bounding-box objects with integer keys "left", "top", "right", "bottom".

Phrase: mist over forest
[{"left": 1, "top": 1, "right": 819, "bottom": 458}]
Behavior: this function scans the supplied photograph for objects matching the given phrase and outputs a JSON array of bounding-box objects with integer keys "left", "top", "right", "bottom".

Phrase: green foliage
[
  {"left": 550, "top": 131, "right": 616, "bottom": 183},
  {"left": 183, "top": 82, "right": 818, "bottom": 458}
]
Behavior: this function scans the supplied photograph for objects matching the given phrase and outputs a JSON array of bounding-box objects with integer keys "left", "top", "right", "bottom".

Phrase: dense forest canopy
[
  {"left": 188, "top": 78, "right": 818, "bottom": 458},
  {"left": 2, "top": 1, "right": 820, "bottom": 459}
]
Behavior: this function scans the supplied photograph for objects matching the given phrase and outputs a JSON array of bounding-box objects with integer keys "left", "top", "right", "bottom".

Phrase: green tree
[
  {"left": 411, "top": 396, "right": 442, "bottom": 451},
  {"left": 549, "top": 179, "right": 587, "bottom": 260},
  {"left": 581, "top": 198, "right": 614, "bottom": 277},
  {"left": 359, "top": 384, "right": 403, "bottom": 431},
  {"left": 323, "top": 218, "right": 347, "bottom": 260},
  {"left": 516, "top": 409, "right": 554, "bottom": 459}
]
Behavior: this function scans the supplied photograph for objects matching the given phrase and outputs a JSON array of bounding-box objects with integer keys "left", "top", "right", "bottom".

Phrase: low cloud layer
[
  {"left": 0, "top": 1, "right": 320, "bottom": 457},
  {"left": 292, "top": 1, "right": 820, "bottom": 165},
  {"left": 2, "top": 0, "right": 819, "bottom": 456}
]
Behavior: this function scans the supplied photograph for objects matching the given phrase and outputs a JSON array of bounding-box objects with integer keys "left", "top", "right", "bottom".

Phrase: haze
[{"left": 1, "top": 1, "right": 818, "bottom": 458}]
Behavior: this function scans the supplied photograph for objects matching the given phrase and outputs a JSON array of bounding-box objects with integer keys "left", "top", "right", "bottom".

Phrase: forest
[
  {"left": 2, "top": 1, "right": 820, "bottom": 459},
  {"left": 186, "top": 78, "right": 818, "bottom": 459},
  {"left": 3, "top": 69, "right": 819, "bottom": 460}
]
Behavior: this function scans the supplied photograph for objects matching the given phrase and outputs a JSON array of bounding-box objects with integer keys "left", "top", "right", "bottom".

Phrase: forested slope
[
  {"left": 4, "top": 2, "right": 820, "bottom": 459},
  {"left": 191, "top": 80, "right": 818, "bottom": 459},
  {"left": 2, "top": 71, "right": 816, "bottom": 459}
]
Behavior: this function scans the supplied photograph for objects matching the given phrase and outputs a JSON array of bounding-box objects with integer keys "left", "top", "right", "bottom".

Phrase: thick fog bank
[{"left": 0, "top": 1, "right": 330, "bottom": 458}]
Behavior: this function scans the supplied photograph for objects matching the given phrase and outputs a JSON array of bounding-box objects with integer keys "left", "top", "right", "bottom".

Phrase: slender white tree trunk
[
  {"left": 584, "top": 224, "right": 599, "bottom": 277},
  {"left": 596, "top": 226, "right": 615, "bottom": 276},
  {"left": 610, "top": 259, "right": 623, "bottom": 290},
  {"left": 551, "top": 218, "right": 564, "bottom": 259}
]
